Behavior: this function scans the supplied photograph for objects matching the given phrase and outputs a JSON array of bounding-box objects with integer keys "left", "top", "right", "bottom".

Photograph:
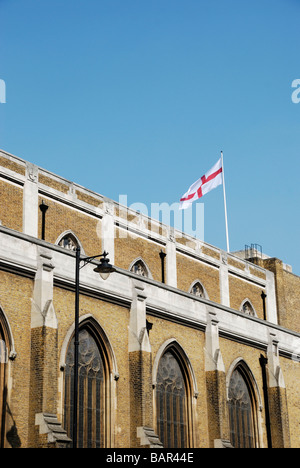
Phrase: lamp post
[{"left": 72, "top": 247, "right": 116, "bottom": 449}]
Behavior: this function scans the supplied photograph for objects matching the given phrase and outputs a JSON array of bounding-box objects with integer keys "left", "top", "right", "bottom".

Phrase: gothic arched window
[
  {"left": 228, "top": 366, "right": 257, "bottom": 448},
  {"left": 58, "top": 233, "right": 79, "bottom": 251},
  {"left": 64, "top": 327, "right": 109, "bottom": 448},
  {"left": 156, "top": 351, "right": 190, "bottom": 448},
  {"left": 241, "top": 300, "right": 255, "bottom": 317},
  {"left": 190, "top": 282, "right": 204, "bottom": 298},
  {"left": 130, "top": 259, "right": 148, "bottom": 277},
  {"left": 0, "top": 321, "right": 8, "bottom": 448}
]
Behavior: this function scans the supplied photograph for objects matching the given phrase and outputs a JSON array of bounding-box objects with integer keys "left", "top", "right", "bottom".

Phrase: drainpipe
[
  {"left": 259, "top": 354, "right": 272, "bottom": 448},
  {"left": 159, "top": 250, "right": 166, "bottom": 284},
  {"left": 39, "top": 200, "right": 49, "bottom": 240},
  {"left": 261, "top": 291, "right": 267, "bottom": 321}
]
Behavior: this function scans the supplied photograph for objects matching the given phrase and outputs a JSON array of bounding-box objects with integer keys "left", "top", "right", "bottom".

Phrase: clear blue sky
[{"left": 1, "top": 0, "right": 300, "bottom": 275}]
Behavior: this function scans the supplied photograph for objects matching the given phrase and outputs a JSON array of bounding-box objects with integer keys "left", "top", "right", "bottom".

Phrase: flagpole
[{"left": 221, "top": 151, "right": 230, "bottom": 253}]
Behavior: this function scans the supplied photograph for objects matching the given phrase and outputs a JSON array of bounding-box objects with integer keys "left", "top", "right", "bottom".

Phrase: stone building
[{"left": 0, "top": 148, "right": 299, "bottom": 449}]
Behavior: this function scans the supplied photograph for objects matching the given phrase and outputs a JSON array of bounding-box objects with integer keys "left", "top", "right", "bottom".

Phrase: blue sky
[{"left": 1, "top": 0, "right": 300, "bottom": 275}]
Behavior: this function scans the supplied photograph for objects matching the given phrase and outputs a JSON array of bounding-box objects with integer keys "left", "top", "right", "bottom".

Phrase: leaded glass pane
[
  {"left": 64, "top": 329, "right": 104, "bottom": 448},
  {"left": 242, "top": 301, "right": 255, "bottom": 316},
  {"left": 131, "top": 260, "right": 148, "bottom": 277},
  {"left": 228, "top": 369, "right": 255, "bottom": 448},
  {"left": 0, "top": 325, "right": 7, "bottom": 448},
  {"left": 58, "top": 234, "right": 78, "bottom": 251},
  {"left": 156, "top": 351, "right": 188, "bottom": 448},
  {"left": 191, "top": 282, "right": 204, "bottom": 297}
]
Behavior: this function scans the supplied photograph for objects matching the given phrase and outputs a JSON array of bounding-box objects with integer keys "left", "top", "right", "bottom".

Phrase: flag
[{"left": 179, "top": 158, "right": 223, "bottom": 210}]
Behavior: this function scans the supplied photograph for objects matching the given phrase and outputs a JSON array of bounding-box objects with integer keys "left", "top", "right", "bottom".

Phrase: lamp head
[{"left": 93, "top": 251, "right": 116, "bottom": 280}]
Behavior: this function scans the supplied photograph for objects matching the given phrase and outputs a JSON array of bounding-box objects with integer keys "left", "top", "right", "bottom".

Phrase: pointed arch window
[
  {"left": 58, "top": 233, "right": 79, "bottom": 251},
  {"left": 156, "top": 350, "right": 190, "bottom": 448},
  {"left": 228, "top": 366, "right": 257, "bottom": 448},
  {"left": 64, "top": 326, "right": 109, "bottom": 448},
  {"left": 0, "top": 320, "right": 8, "bottom": 448},
  {"left": 190, "top": 282, "right": 204, "bottom": 298},
  {"left": 241, "top": 300, "right": 255, "bottom": 317},
  {"left": 130, "top": 259, "right": 148, "bottom": 277}
]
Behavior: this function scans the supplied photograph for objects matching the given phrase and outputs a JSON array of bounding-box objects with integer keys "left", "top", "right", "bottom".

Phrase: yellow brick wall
[
  {"left": 282, "top": 271, "right": 300, "bottom": 333},
  {"left": 148, "top": 314, "right": 209, "bottom": 448},
  {"left": 76, "top": 189, "right": 103, "bottom": 208},
  {"left": 228, "top": 256, "right": 245, "bottom": 271},
  {"left": 228, "top": 275, "right": 265, "bottom": 319},
  {"left": 0, "top": 257, "right": 298, "bottom": 448},
  {"left": 220, "top": 337, "right": 268, "bottom": 448},
  {"left": 280, "top": 356, "right": 300, "bottom": 448},
  {"left": 202, "top": 245, "right": 220, "bottom": 261},
  {"left": 38, "top": 173, "right": 69, "bottom": 194},
  {"left": 38, "top": 197, "right": 102, "bottom": 257},
  {"left": 114, "top": 227, "right": 164, "bottom": 281},
  {"left": 249, "top": 266, "right": 266, "bottom": 280},
  {"left": 176, "top": 253, "right": 220, "bottom": 303},
  {"left": 0, "top": 153, "right": 299, "bottom": 448},
  {"left": 0, "top": 271, "right": 34, "bottom": 448},
  {"left": 0, "top": 155, "right": 25, "bottom": 176},
  {"left": 0, "top": 180, "right": 23, "bottom": 232},
  {"left": 53, "top": 286, "right": 131, "bottom": 448},
  {"left": 261, "top": 258, "right": 300, "bottom": 331}
]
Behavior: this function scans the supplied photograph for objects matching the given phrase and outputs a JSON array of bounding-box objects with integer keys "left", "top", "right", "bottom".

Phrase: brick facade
[{"left": 0, "top": 149, "right": 299, "bottom": 448}]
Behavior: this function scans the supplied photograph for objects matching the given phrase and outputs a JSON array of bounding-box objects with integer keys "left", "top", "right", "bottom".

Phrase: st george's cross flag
[{"left": 179, "top": 158, "right": 223, "bottom": 210}]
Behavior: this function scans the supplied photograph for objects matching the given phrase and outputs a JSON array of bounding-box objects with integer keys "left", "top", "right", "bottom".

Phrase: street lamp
[{"left": 73, "top": 247, "right": 116, "bottom": 448}]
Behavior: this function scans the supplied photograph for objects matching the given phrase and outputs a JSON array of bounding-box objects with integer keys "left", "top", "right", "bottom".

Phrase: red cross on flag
[{"left": 179, "top": 158, "right": 223, "bottom": 210}]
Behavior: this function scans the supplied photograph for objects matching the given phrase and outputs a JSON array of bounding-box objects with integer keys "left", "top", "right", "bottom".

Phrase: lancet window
[
  {"left": 0, "top": 320, "right": 8, "bottom": 448},
  {"left": 58, "top": 233, "right": 79, "bottom": 251},
  {"left": 228, "top": 366, "right": 257, "bottom": 448},
  {"left": 241, "top": 300, "right": 255, "bottom": 317},
  {"left": 156, "top": 350, "right": 190, "bottom": 448},
  {"left": 64, "top": 327, "right": 108, "bottom": 448},
  {"left": 130, "top": 260, "right": 148, "bottom": 277},
  {"left": 190, "top": 282, "right": 204, "bottom": 298}
]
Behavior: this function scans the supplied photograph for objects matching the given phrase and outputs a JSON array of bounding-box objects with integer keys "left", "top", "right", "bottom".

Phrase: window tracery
[
  {"left": 241, "top": 301, "right": 255, "bottom": 316},
  {"left": 228, "top": 367, "right": 256, "bottom": 448},
  {"left": 58, "top": 234, "right": 78, "bottom": 251},
  {"left": 190, "top": 282, "right": 204, "bottom": 298},
  {"left": 156, "top": 351, "right": 188, "bottom": 448},
  {"left": 0, "top": 321, "right": 8, "bottom": 448},
  {"left": 64, "top": 328, "right": 106, "bottom": 448},
  {"left": 130, "top": 260, "right": 148, "bottom": 277}
]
